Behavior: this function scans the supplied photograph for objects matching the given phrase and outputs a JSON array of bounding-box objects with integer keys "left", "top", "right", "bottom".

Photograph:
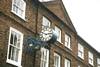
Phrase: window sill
[
  {"left": 65, "top": 46, "right": 72, "bottom": 50},
  {"left": 57, "top": 40, "right": 62, "bottom": 44},
  {"left": 77, "top": 56, "right": 84, "bottom": 61},
  {"left": 89, "top": 63, "right": 94, "bottom": 67},
  {"left": 6, "top": 59, "right": 22, "bottom": 67}
]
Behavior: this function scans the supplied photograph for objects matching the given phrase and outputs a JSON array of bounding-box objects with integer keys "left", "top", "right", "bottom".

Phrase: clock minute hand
[{"left": 41, "top": 32, "right": 52, "bottom": 34}]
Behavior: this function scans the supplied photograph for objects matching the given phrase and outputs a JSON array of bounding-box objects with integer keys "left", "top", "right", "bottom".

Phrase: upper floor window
[
  {"left": 39, "top": 0, "right": 54, "bottom": 2},
  {"left": 88, "top": 51, "right": 94, "bottom": 65},
  {"left": 40, "top": 47, "right": 49, "bottom": 67},
  {"left": 97, "top": 58, "right": 100, "bottom": 67},
  {"left": 78, "top": 43, "right": 84, "bottom": 59},
  {"left": 65, "top": 34, "right": 71, "bottom": 49},
  {"left": 6, "top": 27, "right": 23, "bottom": 67},
  {"left": 12, "top": 0, "right": 26, "bottom": 19},
  {"left": 65, "top": 59, "right": 71, "bottom": 67},
  {"left": 42, "top": 16, "right": 51, "bottom": 27},
  {"left": 54, "top": 53, "right": 61, "bottom": 67},
  {"left": 55, "top": 26, "right": 61, "bottom": 43}
]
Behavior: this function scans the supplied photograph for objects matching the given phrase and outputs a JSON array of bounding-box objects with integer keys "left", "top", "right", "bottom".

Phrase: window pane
[
  {"left": 10, "top": 32, "right": 14, "bottom": 44},
  {"left": 8, "top": 45, "right": 19, "bottom": 62},
  {"left": 8, "top": 45, "right": 12, "bottom": 59},
  {"left": 8, "top": 45, "right": 15, "bottom": 60},
  {"left": 55, "top": 26, "right": 61, "bottom": 42},
  {"left": 42, "top": 17, "right": 51, "bottom": 27},
  {"left": 14, "top": 48, "right": 19, "bottom": 61},
  {"left": 65, "top": 34, "right": 70, "bottom": 48},
  {"left": 14, "top": 34, "right": 17, "bottom": 46},
  {"left": 16, "top": 34, "right": 21, "bottom": 48}
]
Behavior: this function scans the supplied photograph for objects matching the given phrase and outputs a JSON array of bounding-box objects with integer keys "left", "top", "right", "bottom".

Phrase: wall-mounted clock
[{"left": 40, "top": 26, "right": 53, "bottom": 42}]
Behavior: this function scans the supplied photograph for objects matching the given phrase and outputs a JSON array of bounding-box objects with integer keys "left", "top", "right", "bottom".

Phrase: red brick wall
[{"left": 0, "top": 0, "right": 100, "bottom": 67}]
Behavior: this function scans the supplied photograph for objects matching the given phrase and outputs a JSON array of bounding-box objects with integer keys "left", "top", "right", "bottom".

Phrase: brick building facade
[{"left": 0, "top": 0, "right": 100, "bottom": 67}]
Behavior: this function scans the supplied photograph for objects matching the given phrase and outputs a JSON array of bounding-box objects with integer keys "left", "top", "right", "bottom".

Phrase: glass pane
[
  {"left": 55, "top": 27, "right": 61, "bottom": 42},
  {"left": 13, "top": 4, "right": 16, "bottom": 12},
  {"left": 14, "top": 34, "right": 17, "bottom": 46},
  {"left": 10, "top": 32, "right": 14, "bottom": 44},
  {"left": 8, "top": 45, "right": 19, "bottom": 62},
  {"left": 13, "top": 0, "right": 17, "bottom": 5},
  {"left": 20, "top": 9, "right": 23, "bottom": 16},
  {"left": 8, "top": 46, "right": 12, "bottom": 59},
  {"left": 16, "top": 34, "right": 21, "bottom": 48},
  {"left": 14, "top": 48, "right": 19, "bottom": 61},
  {"left": 20, "top": 0, "right": 24, "bottom": 9},
  {"left": 13, "top": 33, "right": 21, "bottom": 48},
  {"left": 11, "top": 47, "right": 15, "bottom": 60},
  {"left": 16, "top": 0, "right": 20, "bottom": 7},
  {"left": 13, "top": 4, "right": 18, "bottom": 13},
  {"left": 43, "top": 17, "right": 50, "bottom": 27},
  {"left": 8, "top": 46, "right": 15, "bottom": 60}
]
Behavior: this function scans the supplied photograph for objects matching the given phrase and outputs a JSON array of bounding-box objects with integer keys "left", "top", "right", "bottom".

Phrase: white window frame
[
  {"left": 6, "top": 27, "right": 23, "bottom": 67},
  {"left": 97, "top": 58, "right": 100, "bottom": 67},
  {"left": 88, "top": 51, "right": 94, "bottom": 65},
  {"left": 65, "top": 34, "right": 71, "bottom": 49},
  {"left": 42, "top": 16, "right": 51, "bottom": 27},
  {"left": 78, "top": 43, "right": 84, "bottom": 59},
  {"left": 40, "top": 47, "right": 49, "bottom": 67},
  {"left": 55, "top": 26, "right": 61, "bottom": 43},
  {"left": 65, "top": 59, "right": 70, "bottom": 67},
  {"left": 12, "top": 0, "right": 26, "bottom": 19},
  {"left": 54, "top": 53, "right": 61, "bottom": 67}
]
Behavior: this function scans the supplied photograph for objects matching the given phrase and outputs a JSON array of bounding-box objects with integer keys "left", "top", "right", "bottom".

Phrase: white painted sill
[{"left": 6, "top": 59, "right": 22, "bottom": 67}]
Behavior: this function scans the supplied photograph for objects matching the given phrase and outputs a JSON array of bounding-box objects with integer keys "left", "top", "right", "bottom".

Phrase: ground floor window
[
  {"left": 40, "top": 47, "right": 49, "bottom": 67},
  {"left": 6, "top": 27, "right": 23, "bottom": 67}
]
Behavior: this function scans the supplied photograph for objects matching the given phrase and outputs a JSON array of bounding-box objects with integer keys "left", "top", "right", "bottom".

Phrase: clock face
[{"left": 40, "top": 26, "right": 53, "bottom": 41}]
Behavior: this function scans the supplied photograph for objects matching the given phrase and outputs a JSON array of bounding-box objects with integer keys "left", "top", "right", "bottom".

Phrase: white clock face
[{"left": 40, "top": 26, "right": 53, "bottom": 41}]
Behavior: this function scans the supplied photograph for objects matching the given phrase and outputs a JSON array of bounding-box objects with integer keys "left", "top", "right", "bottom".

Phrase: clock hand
[{"left": 41, "top": 32, "right": 52, "bottom": 34}]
